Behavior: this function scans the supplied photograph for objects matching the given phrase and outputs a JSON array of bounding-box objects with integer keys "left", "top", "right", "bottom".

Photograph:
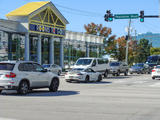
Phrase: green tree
[
  {"left": 136, "top": 39, "right": 151, "bottom": 63},
  {"left": 84, "top": 22, "right": 116, "bottom": 56},
  {"left": 150, "top": 47, "right": 160, "bottom": 55},
  {"left": 114, "top": 36, "right": 126, "bottom": 61}
]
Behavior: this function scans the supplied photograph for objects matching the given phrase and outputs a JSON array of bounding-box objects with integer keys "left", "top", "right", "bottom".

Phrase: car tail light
[
  {"left": 152, "top": 69, "right": 156, "bottom": 72},
  {"left": 5, "top": 72, "right": 16, "bottom": 78}
]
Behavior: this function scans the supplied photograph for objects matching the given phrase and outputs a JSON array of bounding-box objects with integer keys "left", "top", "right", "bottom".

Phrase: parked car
[
  {"left": 73, "top": 57, "right": 110, "bottom": 77},
  {"left": 65, "top": 68, "right": 102, "bottom": 83},
  {"left": 0, "top": 61, "right": 59, "bottom": 95},
  {"left": 129, "top": 63, "right": 150, "bottom": 74},
  {"left": 42, "top": 64, "right": 62, "bottom": 75},
  {"left": 151, "top": 65, "right": 160, "bottom": 79},
  {"left": 129, "top": 65, "right": 142, "bottom": 74},
  {"left": 64, "top": 63, "right": 74, "bottom": 71},
  {"left": 109, "top": 62, "right": 129, "bottom": 76}
]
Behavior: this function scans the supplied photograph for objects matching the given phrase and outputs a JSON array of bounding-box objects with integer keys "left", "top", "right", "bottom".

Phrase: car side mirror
[{"left": 92, "top": 63, "right": 96, "bottom": 67}]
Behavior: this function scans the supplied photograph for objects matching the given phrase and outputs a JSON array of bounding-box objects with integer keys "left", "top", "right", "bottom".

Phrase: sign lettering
[{"left": 29, "top": 24, "right": 65, "bottom": 36}]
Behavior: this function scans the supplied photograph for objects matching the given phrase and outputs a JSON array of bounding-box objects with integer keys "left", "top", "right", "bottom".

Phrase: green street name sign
[{"left": 114, "top": 14, "right": 139, "bottom": 19}]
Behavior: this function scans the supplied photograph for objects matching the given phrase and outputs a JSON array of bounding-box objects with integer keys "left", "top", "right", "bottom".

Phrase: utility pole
[
  {"left": 125, "top": 19, "right": 131, "bottom": 64},
  {"left": 135, "top": 30, "right": 137, "bottom": 41},
  {"left": 159, "top": 0, "right": 160, "bottom": 17}
]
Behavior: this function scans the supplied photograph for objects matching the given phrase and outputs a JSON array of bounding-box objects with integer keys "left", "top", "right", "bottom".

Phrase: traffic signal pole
[{"left": 104, "top": 10, "right": 160, "bottom": 64}]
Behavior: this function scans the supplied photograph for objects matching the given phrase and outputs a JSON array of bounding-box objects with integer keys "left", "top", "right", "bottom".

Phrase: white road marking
[
  {"left": 133, "top": 81, "right": 147, "bottom": 84},
  {"left": 1, "top": 90, "right": 17, "bottom": 94},
  {"left": 113, "top": 80, "right": 126, "bottom": 83},
  {"left": 0, "top": 117, "right": 17, "bottom": 120},
  {"left": 150, "top": 82, "right": 160, "bottom": 87}
]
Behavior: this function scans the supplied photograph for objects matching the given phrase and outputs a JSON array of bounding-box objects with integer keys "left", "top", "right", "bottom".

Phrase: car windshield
[
  {"left": 110, "top": 62, "right": 120, "bottom": 66},
  {"left": 76, "top": 59, "right": 92, "bottom": 65},
  {"left": 0, "top": 63, "right": 15, "bottom": 71},
  {"left": 134, "top": 63, "right": 144, "bottom": 67},
  {"left": 42, "top": 64, "right": 50, "bottom": 68},
  {"left": 147, "top": 56, "right": 159, "bottom": 64}
]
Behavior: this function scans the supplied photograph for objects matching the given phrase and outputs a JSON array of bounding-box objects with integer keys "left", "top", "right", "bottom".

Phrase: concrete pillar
[
  {"left": 25, "top": 33, "right": 29, "bottom": 61},
  {"left": 86, "top": 42, "right": 89, "bottom": 57},
  {"left": 96, "top": 45, "right": 99, "bottom": 58},
  {"left": 60, "top": 38, "right": 64, "bottom": 68},
  {"left": 8, "top": 33, "right": 12, "bottom": 60},
  {"left": 37, "top": 34, "right": 41, "bottom": 64},
  {"left": 49, "top": 36, "right": 54, "bottom": 64}
]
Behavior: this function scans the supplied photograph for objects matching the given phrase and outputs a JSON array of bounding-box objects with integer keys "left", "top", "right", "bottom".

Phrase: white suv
[{"left": 0, "top": 61, "right": 59, "bottom": 94}]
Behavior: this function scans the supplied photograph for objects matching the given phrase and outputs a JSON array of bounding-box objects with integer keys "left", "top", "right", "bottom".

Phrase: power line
[
  {"left": 58, "top": 8, "right": 103, "bottom": 18},
  {"left": 54, "top": 3, "right": 103, "bottom": 17}
]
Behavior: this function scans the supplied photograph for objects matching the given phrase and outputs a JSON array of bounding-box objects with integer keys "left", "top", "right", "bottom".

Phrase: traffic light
[
  {"left": 104, "top": 14, "right": 108, "bottom": 22},
  {"left": 140, "top": 10, "right": 144, "bottom": 22},
  {"left": 104, "top": 10, "right": 113, "bottom": 22},
  {"left": 125, "top": 35, "right": 129, "bottom": 40}
]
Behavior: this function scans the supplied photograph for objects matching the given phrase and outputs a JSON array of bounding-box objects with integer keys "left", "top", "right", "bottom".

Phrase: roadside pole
[{"left": 125, "top": 19, "right": 131, "bottom": 64}]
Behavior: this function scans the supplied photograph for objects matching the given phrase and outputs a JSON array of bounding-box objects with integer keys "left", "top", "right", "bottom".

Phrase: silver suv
[
  {"left": 42, "top": 64, "right": 62, "bottom": 76},
  {"left": 109, "top": 62, "right": 129, "bottom": 76},
  {"left": 0, "top": 61, "right": 59, "bottom": 94}
]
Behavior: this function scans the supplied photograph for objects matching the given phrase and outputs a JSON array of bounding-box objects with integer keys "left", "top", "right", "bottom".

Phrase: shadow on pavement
[
  {"left": 1, "top": 90, "right": 80, "bottom": 97},
  {"left": 68, "top": 81, "right": 112, "bottom": 84},
  {"left": 106, "top": 76, "right": 130, "bottom": 79}
]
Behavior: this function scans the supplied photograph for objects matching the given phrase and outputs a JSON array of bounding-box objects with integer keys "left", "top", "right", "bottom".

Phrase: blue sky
[{"left": 0, "top": 0, "right": 160, "bottom": 38}]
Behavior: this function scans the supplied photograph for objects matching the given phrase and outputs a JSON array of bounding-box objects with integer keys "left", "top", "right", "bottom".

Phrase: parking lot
[{"left": 1, "top": 74, "right": 160, "bottom": 120}]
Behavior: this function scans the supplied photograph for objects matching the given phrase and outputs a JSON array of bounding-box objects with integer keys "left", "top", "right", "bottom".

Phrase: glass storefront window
[
  {"left": 0, "top": 31, "right": 8, "bottom": 61},
  {"left": 10, "top": 34, "right": 24, "bottom": 60},
  {"left": 30, "top": 36, "right": 37, "bottom": 62},
  {"left": 54, "top": 41, "right": 60, "bottom": 65},
  {"left": 42, "top": 37, "right": 49, "bottom": 64}
]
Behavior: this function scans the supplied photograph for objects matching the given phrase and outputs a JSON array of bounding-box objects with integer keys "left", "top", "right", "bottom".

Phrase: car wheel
[
  {"left": 49, "top": 78, "right": 59, "bottom": 92},
  {"left": 66, "top": 80, "right": 71, "bottom": 83},
  {"left": 97, "top": 75, "right": 102, "bottom": 82},
  {"left": 18, "top": 81, "right": 29, "bottom": 95},
  {"left": 124, "top": 70, "right": 128, "bottom": 76},
  {"left": 104, "top": 70, "right": 108, "bottom": 78},
  {"left": 112, "top": 74, "right": 116, "bottom": 76},
  {"left": 58, "top": 71, "right": 61, "bottom": 76},
  {"left": 117, "top": 71, "right": 120, "bottom": 76},
  {"left": 152, "top": 77, "right": 155, "bottom": 80},
  {"left": 85, "top": 75, "right": 90, "bottom": 83},
  {"left": 0, "top": 90, "right": 2, "bottom": 94}
]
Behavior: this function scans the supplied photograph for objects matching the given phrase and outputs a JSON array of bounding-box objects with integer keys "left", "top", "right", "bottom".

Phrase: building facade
[
  {"left": 136, "top": 32, "right": 160, "bottom": 47},
  {"left": 0, "top": 1, "right": 103, "bottom": 68}
]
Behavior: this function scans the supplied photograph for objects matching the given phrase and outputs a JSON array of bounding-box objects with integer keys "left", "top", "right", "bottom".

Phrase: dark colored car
[{"left": 129, "top": 63, "right": 150, "bottom": 74}]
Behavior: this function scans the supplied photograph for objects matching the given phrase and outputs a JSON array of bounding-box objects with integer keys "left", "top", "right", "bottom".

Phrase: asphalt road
[{"left": 1, "top": 74, "right": 160, "bottom": 120}]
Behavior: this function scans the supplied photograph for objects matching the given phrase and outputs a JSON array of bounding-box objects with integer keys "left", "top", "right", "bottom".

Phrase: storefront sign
[{"left": 29, "top": 24, "right": 65, "bottom": 36}]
